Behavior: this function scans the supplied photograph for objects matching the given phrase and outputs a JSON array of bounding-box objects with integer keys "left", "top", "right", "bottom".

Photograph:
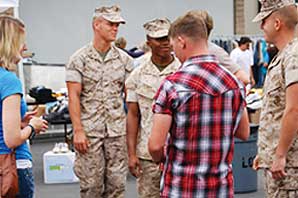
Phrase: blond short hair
[
  {"left": 169, "top": 11, "right": 208, "bottom": 42},
  {"left": 0, "top": 15, "right": 25, "bottom": 71}
]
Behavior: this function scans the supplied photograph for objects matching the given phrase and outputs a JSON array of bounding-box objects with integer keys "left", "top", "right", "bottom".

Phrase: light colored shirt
[
  {"left": 230, "top": 47, "right": 253, "bottom": 77},
  {"left": 208, "top": 41, "right": 240, "bottom": 74}
]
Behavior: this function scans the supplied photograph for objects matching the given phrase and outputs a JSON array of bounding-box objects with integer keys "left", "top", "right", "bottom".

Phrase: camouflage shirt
[
  {"left": 125, "top": 57, "right": 180, "bottom": 160},
  {"left": 65, "top": 43, "right": 133, "bottom": 137},
  {"left": 258, "top": 38, "right": 298, "bottom": 168}
]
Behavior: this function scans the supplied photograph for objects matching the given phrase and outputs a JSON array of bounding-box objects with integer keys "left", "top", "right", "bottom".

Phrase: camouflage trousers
[
  {"left": 136, "top": 159, "right": 161, "bottom": 198},
  {"left": 74, "top": 135, "right": 128, "bottom": 198},
  {"left": 264, "top": 168, "right": 298, "bottom": 198}
]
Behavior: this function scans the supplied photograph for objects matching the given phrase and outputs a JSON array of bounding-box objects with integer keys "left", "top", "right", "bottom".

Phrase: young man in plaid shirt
[{"left": 148, "top": 11, "right": 250, "bottom": 198}]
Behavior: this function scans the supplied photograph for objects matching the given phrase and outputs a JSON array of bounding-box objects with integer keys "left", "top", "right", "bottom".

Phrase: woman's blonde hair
[{"left": 0, "top": 15, "right": 25, "bottom": 71}]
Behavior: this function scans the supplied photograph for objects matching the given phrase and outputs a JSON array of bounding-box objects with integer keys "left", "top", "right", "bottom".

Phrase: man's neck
[
  {"left": 151, "top": 54, "right": 174, "bottom": 68},
  {"left": 184, "top": 45, "right": 209, "bottom": 61},
  {"left": 93, "top": 37, "right": 111, "bottom": 53},
  {"left": 275, "top": 30, "right": 296, "bottom": 51}
]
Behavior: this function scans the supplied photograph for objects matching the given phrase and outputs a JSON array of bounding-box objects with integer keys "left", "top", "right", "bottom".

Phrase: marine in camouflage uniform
[
  {"left": 125, "top": 18, "right": 180, "bottom": 198},
  {"left": 65, "top": 5, "right": 133, "bottom": 198},
  {"left": 253, "top": 0, "right": 298, "bottom": 197}
]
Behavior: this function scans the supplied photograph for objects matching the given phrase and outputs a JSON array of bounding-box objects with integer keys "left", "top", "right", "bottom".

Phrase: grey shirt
[{"left": 208, "top": 41, "right": 240, "bottom": 74}]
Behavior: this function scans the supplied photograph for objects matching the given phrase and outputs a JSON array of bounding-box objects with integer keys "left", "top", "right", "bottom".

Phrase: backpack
[{"left": 29, "top": 86, "right": 57, "bottom": 104}]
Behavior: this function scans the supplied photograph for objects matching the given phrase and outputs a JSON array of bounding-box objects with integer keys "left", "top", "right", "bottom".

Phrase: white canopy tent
[
  {"left": 0, "top": 0, "right": 18, "bottom": 7},
  {"left": 0, "top": 0, "right": 19, "bottom": 15},
  {"left": 0, "top": 0, "right": 25, "bottom": 91}
]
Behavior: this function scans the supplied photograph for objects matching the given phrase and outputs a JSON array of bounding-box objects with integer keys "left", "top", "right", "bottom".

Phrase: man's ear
[
  {"left": 146, "top": 40, "right": 151, "bottom": 48},
  {"left": 177, "top": 36, "right": 186, "bottom": 49},
  {"left": 93, "top": 19, "right": 101, "bottom": 31},
  {"left": 274, "top": 17, "right": 282, "bottom": 31}
]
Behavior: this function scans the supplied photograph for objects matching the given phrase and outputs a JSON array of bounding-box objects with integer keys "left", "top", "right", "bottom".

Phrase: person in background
[
  {"left": 252, "top": 0, "right": 298, "bottom": 197},
  {"left": 148, "top": 11, "right": 249, "bottom": 197},
  {"left": 127, "top": 46, "right": 146, "bottom": 58},
  {"left": 0, "top": 15, "right": 48, "bottom": 198},
  {"left": 65, "top": 5, "right": 133, "bottom": 198},
  {"left": 126, "top": 18, "right": 180, "bottom": 198},
  {"left": 115, "top": 36, "right": 130, "bottom": 114},
  {"left": 115, "top": 36, "right": 127, "bottom": 50},
  {"left": 133, "top": 42, "right": 152, "bottom": 68},
  {"left": 253, "top": 39, "right": 269, "bottom": 88},
  {"left": 257, "top": 44, "right": 279, "bottom": 88},
  {"left": 189, "top": 10, "right": 250, "bottom": 85},
  {"left": 266, "top": 44, "right": 279, "bottom": 64},
  {"left": 230, "top": 36, "right": 255, "bottom": 87}
]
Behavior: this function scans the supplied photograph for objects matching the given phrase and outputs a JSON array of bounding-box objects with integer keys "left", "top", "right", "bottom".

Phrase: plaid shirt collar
[{"left": 181, "top": 54, "right": 219, "bottom": 69}]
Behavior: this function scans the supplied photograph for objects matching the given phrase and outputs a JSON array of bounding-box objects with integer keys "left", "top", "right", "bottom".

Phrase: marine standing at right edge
[{"left": 252, "top": 0, "right": 298, "bottom": 197}]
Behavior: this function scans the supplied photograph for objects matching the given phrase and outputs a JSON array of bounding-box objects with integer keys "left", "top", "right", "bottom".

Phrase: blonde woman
[{"left": 0, "top": 15, "right": 48, "bottom": 198}]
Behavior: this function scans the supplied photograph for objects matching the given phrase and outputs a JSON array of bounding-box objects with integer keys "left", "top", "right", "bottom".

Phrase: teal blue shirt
[{"left": 0, "top": 67, "right": 32, "bottom": 161}]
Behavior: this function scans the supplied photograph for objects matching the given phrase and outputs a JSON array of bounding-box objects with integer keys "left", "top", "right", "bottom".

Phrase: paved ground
[{"left": 31, "top": 136, "right": 265, "bottom": 198}]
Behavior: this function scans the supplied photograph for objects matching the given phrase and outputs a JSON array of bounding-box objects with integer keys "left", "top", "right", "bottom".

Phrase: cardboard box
[
  {"left": 249, "top": 109, "right": 261, "bottom": 125},
  {"left": 43, "top": 151, "right": 79, "bottom": 184}
]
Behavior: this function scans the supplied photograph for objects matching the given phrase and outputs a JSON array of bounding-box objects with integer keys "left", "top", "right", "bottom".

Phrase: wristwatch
[{"left": 28, "top": 124, "right": 36, "bottom": 140}]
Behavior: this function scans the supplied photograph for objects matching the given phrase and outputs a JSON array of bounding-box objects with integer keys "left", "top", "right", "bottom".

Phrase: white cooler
[{"left": 43, "top": 151, "right": 79, "bottom": 184}]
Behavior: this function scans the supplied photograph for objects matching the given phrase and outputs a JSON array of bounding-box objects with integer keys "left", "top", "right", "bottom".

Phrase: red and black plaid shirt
[{"left": 153, "top": 55, "right": 246, "bottom": 198}]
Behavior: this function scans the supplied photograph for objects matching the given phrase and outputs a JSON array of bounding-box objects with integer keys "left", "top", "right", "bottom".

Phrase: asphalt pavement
[{"left": 31, "top": 136, "right": 265, "bottom": 198}]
